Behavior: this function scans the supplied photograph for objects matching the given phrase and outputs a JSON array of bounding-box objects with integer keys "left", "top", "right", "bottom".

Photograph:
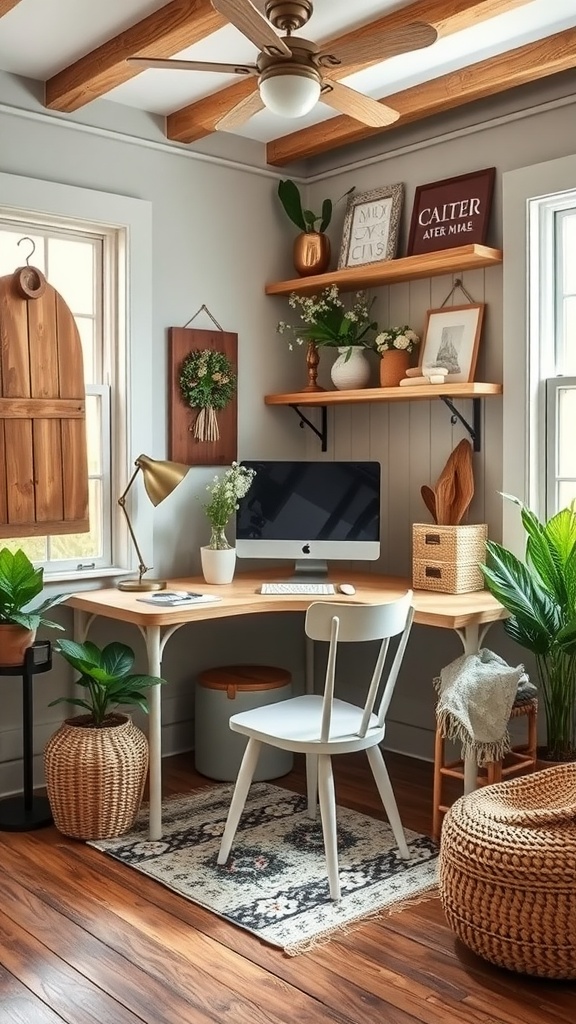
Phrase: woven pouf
[{"left": 439, "top": 763, "right": 576, "bottom": 979}]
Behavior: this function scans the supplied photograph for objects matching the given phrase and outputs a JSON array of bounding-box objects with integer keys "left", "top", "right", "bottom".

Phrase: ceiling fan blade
[
  {"left": 320, "top": 81, "right": 399, "bottom": 128},
  {"left": 216, "top": 86, "right": 265, "bottom": 130},
  {"left": 211, "top": 0, "right": 290, "bottom": 57},
  {"left": 321, "top": 22, "right": 438, "bottom": 71},
  {"left": 127, "top": 57, "right": 258, "bottom": 76}
]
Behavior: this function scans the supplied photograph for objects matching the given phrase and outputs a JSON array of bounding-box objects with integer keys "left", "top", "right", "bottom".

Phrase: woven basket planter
[
  {"left": 44, "top": 713, "right": 148, "bottom": 840},
  {"left": 439, "top": 764, "right": 576, "bottom": 979}
]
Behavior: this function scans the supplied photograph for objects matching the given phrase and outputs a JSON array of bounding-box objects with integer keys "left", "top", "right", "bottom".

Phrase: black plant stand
[{"left": 0, "top": 641, "right": 53, "bottom": 831}]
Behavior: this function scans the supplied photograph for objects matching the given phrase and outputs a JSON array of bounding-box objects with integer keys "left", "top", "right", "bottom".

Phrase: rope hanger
[{"left": 440, "top": 278, "right": 477, "bottom": 307}]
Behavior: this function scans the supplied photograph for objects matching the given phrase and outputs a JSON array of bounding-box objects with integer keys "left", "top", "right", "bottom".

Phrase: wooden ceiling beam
[
  {"left": 45, "top": 0, "right": 226, "bottom": 113},
  {"left": 166, "top": 0, "right": 532, "bottom": 144},
  {"left": 266, "top": 27, "right": 576, "bottom": 166},
  {"left": 0, "top": 0, "right": 23, "bottom": 15}
]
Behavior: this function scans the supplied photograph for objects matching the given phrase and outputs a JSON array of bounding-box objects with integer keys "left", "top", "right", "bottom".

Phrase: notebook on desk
[{"left": 137, "top": 591, "right": 222, "bottom": 607}]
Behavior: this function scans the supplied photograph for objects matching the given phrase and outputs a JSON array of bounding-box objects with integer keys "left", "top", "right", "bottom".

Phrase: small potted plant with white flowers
[
  {"left": 374, "top": 325, "right": 420, "bottom": 387},
  {"left": 199, "top": 463, "right": 256, "bottom": 584}
]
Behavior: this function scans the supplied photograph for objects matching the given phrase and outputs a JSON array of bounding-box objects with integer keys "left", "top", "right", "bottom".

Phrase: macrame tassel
[{"left": 192, "top": 405, "right": 220, "bottom": 442}]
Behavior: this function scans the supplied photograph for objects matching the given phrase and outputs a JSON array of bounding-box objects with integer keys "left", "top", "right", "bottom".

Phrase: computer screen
[{"left": 236, "top": 460, "right": 381, "bottom": 578}]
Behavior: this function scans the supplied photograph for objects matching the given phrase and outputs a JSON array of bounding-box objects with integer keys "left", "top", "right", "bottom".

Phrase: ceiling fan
[{"left": 127, "top": 0, "right": 438, "bottom": 130}]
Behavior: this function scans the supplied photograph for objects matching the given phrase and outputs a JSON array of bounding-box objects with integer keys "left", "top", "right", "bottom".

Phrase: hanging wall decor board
[
  {"left": 0, "top": 271, "right": 89, "bottom": 538},
  {"left": 169, "top": 327, "right": 238, "bottom": 466}
]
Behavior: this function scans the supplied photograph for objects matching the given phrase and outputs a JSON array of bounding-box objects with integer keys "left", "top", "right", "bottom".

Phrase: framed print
[
  {"left": 407, "top": 168, "right": 495, "bottom": 256},
  {"left": 419, "top": 304, "right": 485, "bottom": 383},
  {"left": 338, "top": 184, "right": 404, "bottom": 269}
]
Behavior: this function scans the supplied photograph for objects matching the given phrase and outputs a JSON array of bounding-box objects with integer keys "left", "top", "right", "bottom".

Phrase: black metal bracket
[
  {"left": 440, "top": 396, "right": 481, "bottom": 452},
  {"left": 289, "top": 404, "right": 328, "bottom": 452}
]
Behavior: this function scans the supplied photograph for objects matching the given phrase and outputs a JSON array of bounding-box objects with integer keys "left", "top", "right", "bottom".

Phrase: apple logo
[{"left": 302, "top": 543, "right": 311, "bottom": 554}]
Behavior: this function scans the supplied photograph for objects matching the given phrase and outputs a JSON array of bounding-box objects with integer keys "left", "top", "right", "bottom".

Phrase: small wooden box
[{"left": 412, "top": 523, "right": 488, "bottom": 594}]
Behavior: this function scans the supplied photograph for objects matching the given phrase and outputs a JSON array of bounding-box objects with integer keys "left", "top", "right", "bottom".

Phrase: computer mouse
[{"left": 338, "top": 583, "right": 356, "bottom": 596}]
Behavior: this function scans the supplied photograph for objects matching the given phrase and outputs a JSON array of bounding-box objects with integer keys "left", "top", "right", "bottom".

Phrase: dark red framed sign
[{"left": 407, "top": 167, "right": 495, "bottom": 256}]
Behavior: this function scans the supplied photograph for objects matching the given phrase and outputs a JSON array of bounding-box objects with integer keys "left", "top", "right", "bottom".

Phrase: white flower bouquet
[
  {"left": 201, "top": 463, "right": 256, "bottom": 549},
  {"left": 374, "top": 326, "right": 419, "bottom": 354}
]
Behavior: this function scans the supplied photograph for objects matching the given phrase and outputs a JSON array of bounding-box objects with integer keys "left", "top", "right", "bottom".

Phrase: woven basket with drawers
[{"left": 412, "top": 523, "right": 487, "bottom": 594}]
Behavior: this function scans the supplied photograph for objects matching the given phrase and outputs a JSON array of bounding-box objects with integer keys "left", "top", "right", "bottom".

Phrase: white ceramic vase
[
  {"left": 200, "top": 545, "right": 237, "bottom": 585},
  {"left": 330, "top": 346, "right": 371, "bottom": 391}
]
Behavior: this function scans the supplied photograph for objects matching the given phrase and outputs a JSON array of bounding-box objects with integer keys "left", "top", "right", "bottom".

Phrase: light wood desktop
[{"left": 67, "top": 568, "right": 506, "bottom": 839}]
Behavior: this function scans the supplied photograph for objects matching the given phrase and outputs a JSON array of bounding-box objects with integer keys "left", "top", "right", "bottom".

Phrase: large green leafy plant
[
  {"left": 52, "top": 639, "right": 166, "bottom": 727},
  {"left": 480, "top": 494, "right": 576, "bottom": 761},
  {"left": 0, "top": 547, "right": 67, "bottom": 631}
]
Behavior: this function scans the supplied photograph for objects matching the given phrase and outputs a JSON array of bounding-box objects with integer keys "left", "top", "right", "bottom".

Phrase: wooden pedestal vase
[
  {"left": 379, "top": 350, "right": 410, "bottom": 387},
  {"left": 44, "top": 713, "right": 148, "bottom": 840}
]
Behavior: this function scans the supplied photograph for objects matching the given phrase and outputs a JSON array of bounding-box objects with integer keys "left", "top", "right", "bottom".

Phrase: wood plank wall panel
[
  {"left": 0, "top": 277, "right": 89, "bottom": 536},
  {"left": 326, "top": 266, "right": 501, "bottom": 579},
  {"left": 0, "top": 423, "right": 6, "bottom": 525}
]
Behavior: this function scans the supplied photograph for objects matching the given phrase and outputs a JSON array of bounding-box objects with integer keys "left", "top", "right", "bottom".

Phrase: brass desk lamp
[{"left": 117, "top": 454, "right": 190, "bottom": 592}]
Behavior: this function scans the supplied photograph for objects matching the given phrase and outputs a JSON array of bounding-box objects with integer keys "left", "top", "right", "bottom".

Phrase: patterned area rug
[{"left": 89, "top": 783, "right": 439, "bottom": 953}]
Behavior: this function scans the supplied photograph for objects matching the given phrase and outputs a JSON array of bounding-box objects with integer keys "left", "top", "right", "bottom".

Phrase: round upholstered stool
[
  {"left": 195, "top": 665, "right": 293, "bottom": 781},
  {"left": 439, "top": 763, "right": 576, "bottom": 979}
]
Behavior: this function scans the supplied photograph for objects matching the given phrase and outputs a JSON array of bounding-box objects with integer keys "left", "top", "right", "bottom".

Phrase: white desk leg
[
  {"left": 143, "top": 625, "right": 162, "bottom": 840},
  {"left": 455, "top": 622, "right": 491, "bottom": 796}
]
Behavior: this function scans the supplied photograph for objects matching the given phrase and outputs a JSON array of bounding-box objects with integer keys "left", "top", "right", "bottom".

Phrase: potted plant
[
  {"left": 0, "top": 547, "right": 68, "bottom": 667},
  {"left": 44, "top": 638, "right": 167, "bottom": 839},
  {"left": 374, "top": 325, "right": 420, "bottom": 387},
  {"left": 480, "top": 494, "right": 576, "bottom": 762},
  {"left": 277, "top": 284, "right": 378, "bottom": 390},
  {"left": 199, "top": 462, "right": 256, "bottom": 585},
  {"left": 277, "top": 179, "right": 354, "bottom": 276}
]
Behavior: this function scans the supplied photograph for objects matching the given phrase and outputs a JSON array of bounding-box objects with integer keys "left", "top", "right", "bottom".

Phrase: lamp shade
[
  {"left": 259, "top": 70, "right": 321, "bottom": 118},
  {"left": 136, "top": 454, "right": 190, "bottom": 507}
]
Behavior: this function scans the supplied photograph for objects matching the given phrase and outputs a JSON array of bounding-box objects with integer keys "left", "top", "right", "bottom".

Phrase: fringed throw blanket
[{"left": 434, "top": 649, "right": 537, "bottom": 766}]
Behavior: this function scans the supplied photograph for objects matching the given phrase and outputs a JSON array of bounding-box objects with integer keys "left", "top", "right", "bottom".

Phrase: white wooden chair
[{"left": 217, "top": 592, "right": 414, "bottom": 901}]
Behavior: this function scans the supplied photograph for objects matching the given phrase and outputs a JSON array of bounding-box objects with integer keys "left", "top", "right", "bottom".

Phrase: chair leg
[
  {"left": 367, "top": 745, "right": 410, "bottom": 860},
  {"left": 217, "top": 738, "right": 262, "bottom": 865},
  {"left": 317, "top": 754, "right": 340, "bottom": 901},
  {"left": 306, "top": 753, "right": 318, "bottom": 819}
]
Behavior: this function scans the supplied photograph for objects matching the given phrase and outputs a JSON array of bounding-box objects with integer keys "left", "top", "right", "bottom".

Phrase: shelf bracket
[
  {"left": 440, "top": 396, "right": 481, "bottom": 452},
  {"left": 289, "top": 404, "right": 327, "bottom": 452}
]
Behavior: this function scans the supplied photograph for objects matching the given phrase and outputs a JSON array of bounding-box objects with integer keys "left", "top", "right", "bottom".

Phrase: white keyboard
[{"left": 260, "top": 581, "right": 336, "bottom": 596}]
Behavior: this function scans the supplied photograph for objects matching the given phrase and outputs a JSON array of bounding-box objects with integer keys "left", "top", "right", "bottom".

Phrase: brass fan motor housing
[
  {"left": 265, "top": 1, "right": 313, "bottom": 34},
  {"left": 258, "top": 36, "right": 320, "bottom": 76}
]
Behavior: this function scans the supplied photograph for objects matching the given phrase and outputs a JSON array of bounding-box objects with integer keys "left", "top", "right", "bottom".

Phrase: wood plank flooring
[{"left": 0, "top": 752, "right": 573, "bottom": 1024}]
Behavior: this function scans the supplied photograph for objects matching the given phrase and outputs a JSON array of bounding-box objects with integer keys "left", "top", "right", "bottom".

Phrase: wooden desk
[{"left": 67, "top": 569, "right": 506, "bottom": 839}]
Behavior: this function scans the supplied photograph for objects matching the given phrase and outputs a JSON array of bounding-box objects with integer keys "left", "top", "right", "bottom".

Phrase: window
[
  {"left": 0, "top": 171, "right": 153, "bottom": 587},
  {"left": 0, "top": 216, "right": 119, "bottom": 578},
  {"left": 530, "top": 196, "right": 576, "bottom": 519}
]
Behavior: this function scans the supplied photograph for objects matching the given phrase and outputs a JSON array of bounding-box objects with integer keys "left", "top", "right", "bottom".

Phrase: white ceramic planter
[
  {"left": 200, "top": 545, "right": 237, "bottom": 585},
  {"left": 330, "top": 346, "right": 371, "bottom": 390}
]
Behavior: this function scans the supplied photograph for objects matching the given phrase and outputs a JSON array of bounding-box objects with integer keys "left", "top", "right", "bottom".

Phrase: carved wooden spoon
[{"left": 420, "top": 485, "right": 437, "bottom": 523}]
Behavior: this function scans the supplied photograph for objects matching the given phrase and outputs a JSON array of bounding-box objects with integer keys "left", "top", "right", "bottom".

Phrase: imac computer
[{"left": 236, "top": 460, "right": 381, "bottom": 579}]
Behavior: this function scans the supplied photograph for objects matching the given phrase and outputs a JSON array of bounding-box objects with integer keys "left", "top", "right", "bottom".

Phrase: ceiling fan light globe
[{"left": 259, "top": 73, "right": 320, "bottom": 118}]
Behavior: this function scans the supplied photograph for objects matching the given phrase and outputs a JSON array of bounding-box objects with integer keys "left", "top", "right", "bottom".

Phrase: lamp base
[{"left": 117, "top": 579, "right": 167, "bottom": 592}]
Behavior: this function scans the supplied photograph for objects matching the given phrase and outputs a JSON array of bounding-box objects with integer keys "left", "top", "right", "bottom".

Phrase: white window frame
[
  {"left": 0, "top": 171, "right": 153, "bottom": 590},
  {"left": 502, "top": 154, "right": 576, "bottom": 554}
]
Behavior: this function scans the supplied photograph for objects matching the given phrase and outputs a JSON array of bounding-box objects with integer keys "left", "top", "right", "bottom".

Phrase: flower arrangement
[
  {"left": 277, "top": 179, "right": 354, "bottom": 234},
  {"left": 200, "top": 463, "right": 256, "bottom": 550},
  {"left": 277, "top": 285, "right": 378, "bottom": 359},
  {"left": 374, "top": 326, "right": 420, "bottom": 354},
  {"left": 179, "top": 349, "right": 236, "bottom": 442}
]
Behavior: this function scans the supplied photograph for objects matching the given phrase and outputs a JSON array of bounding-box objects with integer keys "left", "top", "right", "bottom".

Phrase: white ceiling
[{"left": 1, "top": 0, "right": 576, "bottom": 144}]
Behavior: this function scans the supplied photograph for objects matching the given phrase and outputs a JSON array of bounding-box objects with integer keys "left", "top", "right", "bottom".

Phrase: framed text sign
[
  {"left": 407, "top": 168, "right": 495, "bottom": 256},
  {"left": 338, "top": 184, "right": 404, "bottom": 268}
]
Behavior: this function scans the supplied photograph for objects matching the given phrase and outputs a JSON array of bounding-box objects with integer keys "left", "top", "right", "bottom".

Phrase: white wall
[{"left": 2, "top": 72, "right": 575, "bottom": 793}]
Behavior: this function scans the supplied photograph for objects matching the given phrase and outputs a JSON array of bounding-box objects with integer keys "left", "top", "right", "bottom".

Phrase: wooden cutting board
[{"left": 0, "top": 270, "right": 89, "bottom": 538}]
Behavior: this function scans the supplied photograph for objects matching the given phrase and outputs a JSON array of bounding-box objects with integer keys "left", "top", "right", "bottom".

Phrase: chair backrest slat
[{"left": 305, "top": 592, "right": 414, "bottom": 739}]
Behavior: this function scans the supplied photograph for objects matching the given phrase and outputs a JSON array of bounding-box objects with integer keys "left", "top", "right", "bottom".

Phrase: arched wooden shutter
[{"left": 0, "top": 269, "right": 89, "bottom": 538}]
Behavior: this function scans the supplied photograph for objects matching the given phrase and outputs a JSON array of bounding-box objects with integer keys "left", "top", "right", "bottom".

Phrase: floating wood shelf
[
  {"left": 264, "top": 383, "right": 503, "bottom": 453},
  {"left": 265, "top": 244, "right": 503, "bottom": 297}
]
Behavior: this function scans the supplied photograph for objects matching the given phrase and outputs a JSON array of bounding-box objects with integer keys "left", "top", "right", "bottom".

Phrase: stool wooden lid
[{"left": 197, "top": 665, "right": 291, "bottom": 692}]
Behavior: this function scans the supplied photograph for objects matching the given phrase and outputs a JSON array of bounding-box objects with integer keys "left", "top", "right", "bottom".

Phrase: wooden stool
[{"left": 432, "top": 697, "right": 538, "bottom": 841}]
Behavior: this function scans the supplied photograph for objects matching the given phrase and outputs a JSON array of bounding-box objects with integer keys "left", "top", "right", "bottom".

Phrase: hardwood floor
[{"left": 0, "top": 752, "right": 573, "bottom": 1024}]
